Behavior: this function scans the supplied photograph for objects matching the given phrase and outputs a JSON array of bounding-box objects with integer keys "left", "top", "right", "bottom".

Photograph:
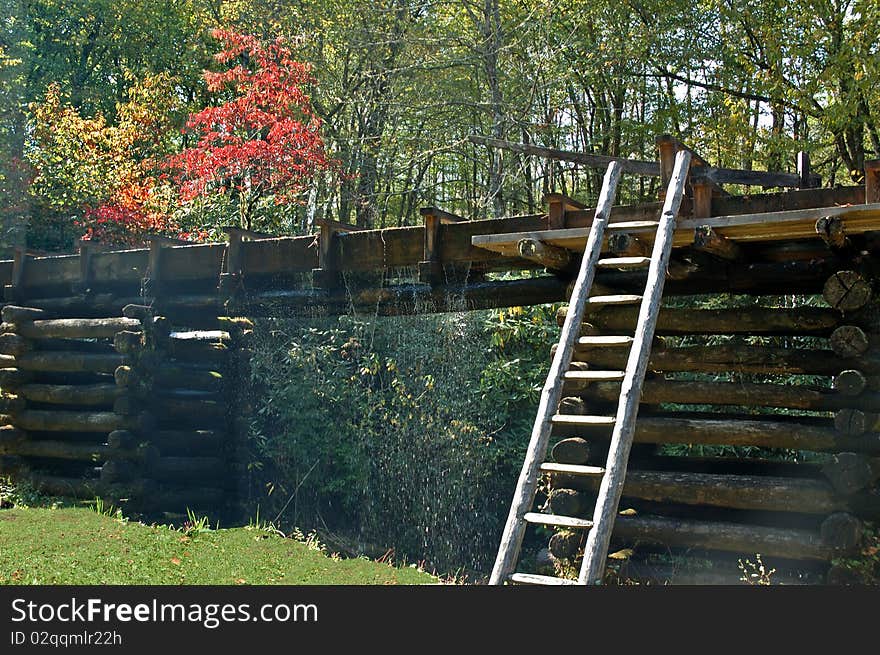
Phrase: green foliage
[
  {"left": 246, "top": 305, "right": 555, "bottom": 573},
  {"left": 0, "top": 506, "right": 435, "bottom": 584}
]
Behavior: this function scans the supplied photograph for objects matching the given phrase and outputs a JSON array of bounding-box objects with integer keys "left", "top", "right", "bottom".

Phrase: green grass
[{"left": 0, "top": 507, "right": 437, "bottom": 585}]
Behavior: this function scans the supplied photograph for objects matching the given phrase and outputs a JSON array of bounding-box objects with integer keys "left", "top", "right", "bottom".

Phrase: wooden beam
[
  {"left": 516, "top": 238, "right": 572, "bottom": 270},
  {"left": 469, "top": 134, "right": 661, "bottom": 177},
  {"left": 691, "top": 180, "right": 713, "bottom": 219},
  {"left": 815, "top": 216, "right": 850, "bottom": 251},
  {"left": 692, "top": 225, "right": 742, "bottom": 260}
]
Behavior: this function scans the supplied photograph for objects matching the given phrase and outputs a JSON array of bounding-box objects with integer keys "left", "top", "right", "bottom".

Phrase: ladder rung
[
  {"left": 596, "top": 256, "right": 652, "bottom": 269},
  {"left": 607, "top": 220, "right": 659, "bottom": 231},
  {"left": 508, "top": 573, "right": 580, "bottom": 586},
  {"left": 551, "top": 414, "right": 616, "bottom": 426},
  {"left": 576, "top": 335, "right": 633, "bottom": 347},
  {"left": 540, "top": 462, "right": 606, "bottom": 476},
  {"left": 563, "top": 370, "right": 625, "bottom": 382},
  {"left": 524, "top": 512, "right": 594, "bottom": 529},
  {"left": 586, "top": 294, "right": 642, "bottom": 306}
]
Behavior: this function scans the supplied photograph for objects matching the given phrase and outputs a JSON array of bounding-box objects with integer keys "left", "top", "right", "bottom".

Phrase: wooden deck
[{"left": 471, "top": 203, "right": 880, "bottom": 258}]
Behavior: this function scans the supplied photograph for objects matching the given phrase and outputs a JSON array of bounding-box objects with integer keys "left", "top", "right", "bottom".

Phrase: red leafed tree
[{"left": 165, "top": 29, "right": 334, "bottom": 230}]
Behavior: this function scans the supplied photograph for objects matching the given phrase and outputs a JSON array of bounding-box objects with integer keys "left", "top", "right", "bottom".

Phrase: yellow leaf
[
  {"left": 618, "top": 508, "right": 637, "bottom": 516},
  {"left": 608, "top": 549, "right": 633, "bottom": 561}
]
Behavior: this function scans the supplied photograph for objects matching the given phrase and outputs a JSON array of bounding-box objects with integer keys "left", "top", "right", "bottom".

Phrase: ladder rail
[
  {"left": 578, "top": 149, "right": 693, "bottom": 584},
  {"left": 488, "top": 161, "right": 623, "bottom": 585}
]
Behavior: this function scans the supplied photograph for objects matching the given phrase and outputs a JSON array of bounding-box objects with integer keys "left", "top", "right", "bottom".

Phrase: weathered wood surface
[
  {"left": 14, "top": 351, "right": 125, "bottom": 373},
  {"left": 549, "top": 471, "right": 842, "bottom": 514},
  {"left": 516, "top": 238, "right": 572, "bottom": 270},
  {"left": 823, "top": 270, "right": 873, "bottom": 312},
  {"left": 612, "top": 514, "right": 842, "bottom": 560},
  {"left": 19, "top": 383, "right": 122, "bottom": 406},
  {"left": 551, "top": 415, "right": 880, "bottom": 453},
  {"left": 580, "top": 378, "right": 880, "bottom": 412},
  {"left": 489, "top": 162, "right": 623, "bottom": 586},
  {"left": 0, "top": 333, "right": 31, "bottom": 356},
  {"left": 14, "top": 409, "right": 149, "bottom": 433},
  {"left": 829, "top": 325, "right": 872, "bottom": 358},
  {"left": 15, "top": 318, "right": 141, "bottom": 340},
  {"left": 566, "top": 344, "right": 879, "bottom": 377},
  {"left": 558, "top": 304, "right": 840, "bottom": 335}
]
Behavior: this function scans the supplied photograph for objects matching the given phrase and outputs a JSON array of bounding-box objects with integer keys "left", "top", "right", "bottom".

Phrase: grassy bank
[{"left": 0, "top": 507, "right": 436, "bottom": 585}]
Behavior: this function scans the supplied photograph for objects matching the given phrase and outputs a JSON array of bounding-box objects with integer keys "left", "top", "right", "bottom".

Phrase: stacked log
[
  {"left": 0, "top": 305, "right": 150, "bottom": 506},
  {"left": 543, "top": 274, "right": 879, "bottom": 583},
  {"left": 113, "top": 304, "right": 243, "bottom": 514}
]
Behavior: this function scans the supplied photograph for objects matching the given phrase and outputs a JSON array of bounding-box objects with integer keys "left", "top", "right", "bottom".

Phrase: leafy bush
[{"left": 244, "top": 305, "right": 556, "bottom": 574}]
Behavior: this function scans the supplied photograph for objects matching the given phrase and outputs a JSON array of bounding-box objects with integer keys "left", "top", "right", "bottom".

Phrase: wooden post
[
  {"left": 4, "top": 247, "right": 27, "bottom": 302},
  {"left": 76, "top": 239, "right": 96, "bottom": 293},
  {"left": 418, "top": 207, "right": 466, "bottom": 284},
  {"left": 145, "top": 236, "right": 187, "bottom": 297},
  {"left": 544, "top": 193, "right": 586, "bottom": 230},
  {"left": 655, "top": 135, "right": 678, "bottom": 201},
  {"left": 312, "top": 219, "right": 364, "bottom": 290},
  {"left": 219, "top": 226, "right": 272, "bottom": 294},
  {"left": 797, "top": 151, "right": 815, "bottom": 188},
  {"left": 865, "top": 159, "right": 880, "bottom": 204},
  {"left": 691, "top": 179, "right": 713, "bottom": 219}
]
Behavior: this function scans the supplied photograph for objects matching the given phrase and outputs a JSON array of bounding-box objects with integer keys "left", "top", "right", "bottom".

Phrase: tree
[
  {"left": 26, "top": 74, "right": 182, "bottom": 247},
  {"left": 164, "top": 29, "right": 335, "bottom": 231}
]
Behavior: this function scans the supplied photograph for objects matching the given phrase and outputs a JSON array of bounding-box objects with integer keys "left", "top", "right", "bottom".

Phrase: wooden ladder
[{"left": 489, "top": 149, "right": 692, "bottom": 585}]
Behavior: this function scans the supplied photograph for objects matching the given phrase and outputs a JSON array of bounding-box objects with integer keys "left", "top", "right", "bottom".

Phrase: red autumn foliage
[
  {"left": 164, "top": 30, "right": 334, "bottom": 226},
  {"left": 79, "top": 180, "right": 177, "bottom": 246}
]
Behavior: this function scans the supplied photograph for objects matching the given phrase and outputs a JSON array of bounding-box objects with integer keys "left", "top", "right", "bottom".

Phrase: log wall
[
  {"left": 0, "top": 299, "right": 249, "bottom": 518},
  {"left": 543, "top": 270, "right": 880, "bottom": 584}
]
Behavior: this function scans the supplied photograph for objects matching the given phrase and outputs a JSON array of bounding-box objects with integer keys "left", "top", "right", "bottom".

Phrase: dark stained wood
[
  {"left": 15, "top": 351, "right": 125, "bottom": 374},
  {"left": 833, "top": 370, "right": 868, "bottom": 396},
  {"left": 581, "top": 378, "right": 880, "bottom": 412},
  {"left": 517, "top": 238, "right": 572, "bottom": 270},
  {"left": 830, "top": 325, "right": 870, "bottom": 358},
  {"left": 822, "top": 453, "right": 875, "bottom": 495},
  {"left": 560, "top": 304, "right": 841, "bottom": 336},
  {"left": 567, "top": 344, "right": 879, "bottom": 377},
  {"left": 550, "top": 415, "right": 880, "bottom": 454},
  {"left": 834, "top": 408, "right": 878, "bottom": 436},
  {"left": 819, "top": 513, "right": 863, "bottom": 551},
  {"left": 692, "top": 225, "right": 742, "bottom": 260},
  {"left": 551, "top": 470, "right": 841, "bottom": 514},
  {"left": 823, "top": 270, "right": 873, "bottom": 312},
  {"left": 612, "top": 514, "right": 839, "bottom": 560},
  {"left": 19, "top": 383, "right": 122, "bottom": 406},
  {"left": 17, "top": 317, "right": 141, "bottom": 340}
]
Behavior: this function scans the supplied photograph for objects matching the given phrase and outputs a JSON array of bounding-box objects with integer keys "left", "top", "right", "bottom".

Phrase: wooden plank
[
  {"left": 471, "top": 203, "right": 880, "bottom": 256},
  {"left": 540, "top": 462, "right": 605, "bottom": 476},
  {"left": 580, "top": 148, "right": 691, "bottom": 585},
  {"left": 508, "top": 573, "right": 579, "bottom": 586},
  {"left": 488, "top": 162, "right": 622, "bottom": 586},
  {"left": 523, "top": 512, "right": 594, "bottom": 529}
]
